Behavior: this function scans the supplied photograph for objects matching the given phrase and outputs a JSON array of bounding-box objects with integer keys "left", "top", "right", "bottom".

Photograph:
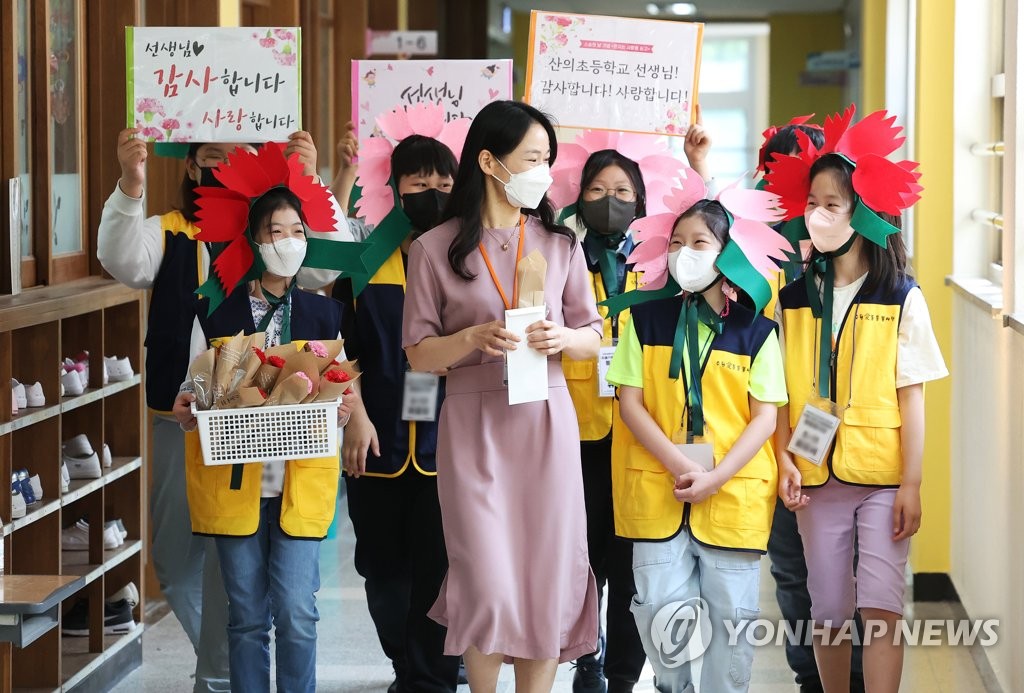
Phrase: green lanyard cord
[
  {"left": 669, "top": 293, "right": 724, "bottom": 438},
  {"left": 256, "top": 283, "right": 294, "bottom": 345},
  {"left": 804, "top": 235, "right": 857, "bottom": 399}
]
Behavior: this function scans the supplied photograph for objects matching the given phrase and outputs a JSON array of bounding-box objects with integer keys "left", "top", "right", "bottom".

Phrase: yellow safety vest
[
  {"left": 562, "top": 268, "right": 638, "bottom": 441},
  {"left": 778, "top": 276, "right": 915, "bottom": 487},
  {"left": 611, "top": 298, "right": 778, "bottom": 552}
]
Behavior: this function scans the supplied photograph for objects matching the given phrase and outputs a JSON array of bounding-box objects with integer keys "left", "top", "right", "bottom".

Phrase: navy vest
[{"left": 198, "top": 284, "right": 343, "bottom": 347}]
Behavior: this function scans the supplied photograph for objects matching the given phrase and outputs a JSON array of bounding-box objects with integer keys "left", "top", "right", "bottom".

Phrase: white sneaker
[
  {"left": 102, "top": 444, "right": 113, "bottom": 468},
  {"left": 24, "top": 382, "right": 45, "bottom": 407},
  {"left": 28, "top": 474, "right": 43, "bottom": 501},
  {"left": 104, "top": 356, "right": 133, "bottom": 383},
  {"left": 10, "top": 387, "right": 17, "bottom": 416},
  {"left": 11, "top": 489, "right": 26, "bottom": 519},
  {"left": 108, "top": 581, "right": 140, "bottom": 608},
  {"left": 70, "top": 520, "right": 121, "bottom": 550},
  {"left": 61, "top": 370, "right": 85, "bottom": 397},
  {"left": 10, "top": 379, "right": 26, "bottom": 409},
  {"left": 62, "top": 435, "right": 101, "bottom": 480},
  {"left": 104, "top": 525, "right": 123, "bottom": 549},
  {"left": 105, "top": 519, "right": 128, "bottom": 541},
  {"left": 60, "top": 463, "right": 70, "bottom": 494},
  {"left": 61, "top": 523, "right": 89, "bottom": 550}
]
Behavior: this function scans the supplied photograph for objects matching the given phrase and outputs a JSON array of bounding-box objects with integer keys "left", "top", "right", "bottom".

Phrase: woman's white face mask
[
  {"left": 258, "top": 237, "right": 307, "bottom": 277},
  {"left": 667, "top": 247, "right": 720, "bottom": 292},
  {"left": 804, "top": 206, "right": 855, "bottom": 254},
  {"left": 491, "top": 159, "right": 553, "bottom": 210}
]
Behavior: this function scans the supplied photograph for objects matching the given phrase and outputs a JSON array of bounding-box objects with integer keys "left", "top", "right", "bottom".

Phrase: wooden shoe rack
[{"left": 0, "top": 278, "right": 145, "bottom": 692}]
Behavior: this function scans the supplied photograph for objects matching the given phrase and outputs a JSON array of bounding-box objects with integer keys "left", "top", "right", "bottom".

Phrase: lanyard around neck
[
  {"left": 669, "top": 294, "right": 724, "bottom": 438},
  {"left": 479, "top": 216, "right": 526, "bottom": 311}
]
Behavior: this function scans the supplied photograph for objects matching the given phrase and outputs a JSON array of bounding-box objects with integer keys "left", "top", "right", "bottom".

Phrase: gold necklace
[{"left": 488, "top": 226, "right": 518, "bottom": 251}]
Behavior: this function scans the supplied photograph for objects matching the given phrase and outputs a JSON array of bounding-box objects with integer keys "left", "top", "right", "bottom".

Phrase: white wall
[{"left": 949, "top": 293, "right": 1024, "bottom": 692}]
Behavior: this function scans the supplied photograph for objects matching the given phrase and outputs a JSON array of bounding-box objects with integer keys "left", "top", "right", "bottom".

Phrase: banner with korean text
[
  {"left": 126, "top": 26, "right": 302, "bottom": 142},
  {"left": 525, "top": 11, "right": 703, "bottom": 136}
]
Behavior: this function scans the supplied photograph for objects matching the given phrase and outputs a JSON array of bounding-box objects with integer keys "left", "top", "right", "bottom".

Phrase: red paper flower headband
[
  {"left": 192, "top": 142, "right": 337, "bottom": 307},
  {"left": 756, "top": 114, "right": 822, "bottom": 174}
]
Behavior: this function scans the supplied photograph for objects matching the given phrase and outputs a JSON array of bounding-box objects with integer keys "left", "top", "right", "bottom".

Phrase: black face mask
[
  {"left": 195, "top": 165, "right": 224, "bottom": 188},
  {"left": 402, "top": 189, "right": 449, "bottom": 233},
  {"left": 578, "top": 196, "right": 637, "bottom": 237}
]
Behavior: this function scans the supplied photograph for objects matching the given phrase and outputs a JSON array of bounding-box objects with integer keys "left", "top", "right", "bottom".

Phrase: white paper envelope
[{"left": 504, "top": 305, "right": 549, "bottom": 405}]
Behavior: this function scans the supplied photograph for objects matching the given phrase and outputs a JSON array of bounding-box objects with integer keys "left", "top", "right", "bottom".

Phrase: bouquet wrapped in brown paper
[
  {"left": 312, "top": 360, "right": 361, "bottom": 403},
  {"left": 251, "top": 343, "right": 294, "bottom": 393},
  {"left": 215, "top": 332, "right": 266, "bottom": 407},
  {"left": 188, "top": 348, "right": 217, "bottom": 410},
  {"left": 302, "top": 339, "right": 345, "bottom": 374},
  {"left": 516, "top": 249, "right": 547, "bottom": 308},
  {"left": 264, "top": 372, "right": 316, "bottom": 407},
  {"left": 212, "top": 331, "right": 248, "bottom": 402},
  {"left": 216, "top": 385, "right": 269, "bottom": 410}
]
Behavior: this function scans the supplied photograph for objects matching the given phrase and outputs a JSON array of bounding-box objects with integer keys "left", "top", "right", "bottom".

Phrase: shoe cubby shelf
[
  {"left": 3, "top": 458, "right": 142, "bottom": 538},
  {"left": 0, "top": 278, "right": 146, "bottom": 691}
]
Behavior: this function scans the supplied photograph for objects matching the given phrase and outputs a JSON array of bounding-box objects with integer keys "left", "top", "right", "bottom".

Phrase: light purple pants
[{"left": 796, "top": 479, "right": 910, "bottom": 624}]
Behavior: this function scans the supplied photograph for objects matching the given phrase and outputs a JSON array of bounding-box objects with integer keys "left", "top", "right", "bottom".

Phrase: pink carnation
[
  {"left": 555, "top": 33, "right": 568, "bottom": 46},
  {"left": 274, "top": 29, "right": 295, "bottom": 40},
  {"left": 161, "top": 118, "right": 180, "bottom": 129},
  {"left": 136, "top": 98, "right": 164, "bottom": 115},
  {"left": 259, "top": 37, "right": 276, "bottom": 48},
  {"left": 539, "top": 41, "right": 548, "bottom": 55},
  {"left": 295, "top": 372, "right": 313, "bottom": 395},
  {"left": 273, "top": 50, "right": 297, "bottom": 66},
  {"left": 139, "top": 126, "right": 164, "bottom": 140},
  {"left": 554, "top": 16, "right": 573, "bottom": 27},
  {"left": 303, "top": 340, "right": 328, "bottom": 358}
]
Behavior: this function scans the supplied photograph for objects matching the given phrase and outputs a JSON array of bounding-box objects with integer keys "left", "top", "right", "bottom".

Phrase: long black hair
[
  {"left": 576, "top": 149, "right": 648, "bottom": 220},
  {"left": 808, "top": 153, "right": 908, "bottom": 295},
  {"left": 391, "top": 134, "right": 457, "bottom": 182},
  {"left": 441, "top": 100, "right": 574, "bottom": 281}
]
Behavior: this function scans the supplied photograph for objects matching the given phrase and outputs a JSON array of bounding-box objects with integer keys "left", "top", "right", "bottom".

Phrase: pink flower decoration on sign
[
  {"left": 548, "top": 129, "right": 689, "bottom": 216},
  {"left": 354, "top": 102, "right": 471, "bottom": 226}
]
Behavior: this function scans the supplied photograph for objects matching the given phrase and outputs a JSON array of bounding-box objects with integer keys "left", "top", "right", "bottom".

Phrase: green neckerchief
[
  {"left": 256, "top": 283, "right": 294, "bottom": 345},
  {"left": 583, "top": 230, "right": 627, "bottom": 302},
  {"left": 669, "top": 292, "right": 725, "bottom": 438},
  {"left": 804, "top": 234, "right": 857, "bottom": 398}
]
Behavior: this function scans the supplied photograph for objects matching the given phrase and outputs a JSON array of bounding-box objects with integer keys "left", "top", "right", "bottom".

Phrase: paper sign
[
  {"left": 367, "top": 30, "right": 438, "bottom": 56},
  {"left": 352, "top": 59, "right": 512, "bottom": 146},
  {"left": 504, "top": 305, "right": 549, "bottom": 405},
  {"left": 126, "top": 26, "right": 302, "bottom": 142},
  {"left": 524, "top": 11, "right": 703, "bottom": 136}
]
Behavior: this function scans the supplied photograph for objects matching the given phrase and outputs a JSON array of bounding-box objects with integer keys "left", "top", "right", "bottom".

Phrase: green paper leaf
[
  {"left": 717, "top": 242, "right": 772, "bottom": 317},
  {"left": 557, "top": 202, "right": 578, "bottom": 225},
  {"left": 851, "top": 199, "right": 899, "bottom": 248},
  {"left": 599, "top": 277, "right": 681, "bottom": 314}
]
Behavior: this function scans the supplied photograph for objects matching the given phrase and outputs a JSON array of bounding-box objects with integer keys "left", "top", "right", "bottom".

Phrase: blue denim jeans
[
  {"left": 767, "top": 498, "right": 863, "bottom": 685},
  {"left": 215, "top": 496, "right": 322, "bottom": 693},
  {"left": 631, "top": 527, "right": 760, "bottom": 693}
]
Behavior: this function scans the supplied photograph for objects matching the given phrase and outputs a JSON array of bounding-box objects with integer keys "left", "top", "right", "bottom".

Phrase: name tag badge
[
  {"left": 401, "top": 371, "right": 440, "bottom": 422},
  {"left": 676, "top": 443, "right": 715, "bottom": 472},
  {"left": 597, "top": 340, "right": 617, "bottom": 398},
  {"left": 787, "top": 399, "right": 840, "bottom": 466}
]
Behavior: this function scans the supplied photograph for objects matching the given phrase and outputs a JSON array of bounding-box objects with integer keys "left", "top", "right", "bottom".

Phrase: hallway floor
[{"left": 113, "top": 491, "right": 996, "bottom": 692}]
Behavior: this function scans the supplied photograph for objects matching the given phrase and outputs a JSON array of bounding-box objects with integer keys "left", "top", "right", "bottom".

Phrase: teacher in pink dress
[{"left": 402, "top": 100, "right": 602, "bottom": 693}]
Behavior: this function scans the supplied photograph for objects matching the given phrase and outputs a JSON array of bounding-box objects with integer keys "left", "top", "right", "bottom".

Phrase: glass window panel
[
  {"left": 317, "top": 22, "right": 334, "bottom": 182},
  {"left": 699, "top": 38, "right": 749, "bottom": 94},
  {"left": 49, "top": 0, "right": 83, "bottom": 255},
  {"left": 16, "top": 0, "right": 32, "bottom": 259}
]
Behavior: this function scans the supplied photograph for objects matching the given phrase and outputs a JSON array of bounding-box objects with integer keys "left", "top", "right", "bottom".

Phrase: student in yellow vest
[
  {"left": 172, "top": 145, "right": 353, "bottom": 693},
  {"left": 603, "top": 171, "right": 791, "bottom": 693},
  {"left": 549, "top": 121, "right": 710, "bottom": 693},
  {"left": 97, "top": 130, "right": 349, "bottom": 693},
  {"left": 766, "top": 106, "right": 947, "bottom": 693}
]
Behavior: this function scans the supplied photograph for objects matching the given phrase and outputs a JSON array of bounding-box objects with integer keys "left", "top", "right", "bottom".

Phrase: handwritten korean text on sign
[
  {"left": 127, "top": 26, "right": 301, "bottom": 142},
  {"left": 524, "top": 12, "right": 703, "bottom": 136}
]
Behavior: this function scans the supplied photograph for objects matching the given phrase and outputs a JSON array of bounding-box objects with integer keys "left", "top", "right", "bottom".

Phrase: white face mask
[
  {"left": 492, "top": 159, "right": 553, "bottom": 210},
  {"left": 667, "top": 247, "right": 721, "bottom": 292},
  {"left": 258, "top": 236, "right": 307, "bottom": 278},
  {"left": 804, "top": 206, "right": 855, "bottom": 254}
]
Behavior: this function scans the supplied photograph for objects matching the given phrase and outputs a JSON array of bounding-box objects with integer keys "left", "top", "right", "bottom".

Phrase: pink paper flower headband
[
  {"left": 354, "top": 102, "right": 472, "bottom": 226},
  {"left": 548, "top": 130, "right": 688, "bottom": 215}
]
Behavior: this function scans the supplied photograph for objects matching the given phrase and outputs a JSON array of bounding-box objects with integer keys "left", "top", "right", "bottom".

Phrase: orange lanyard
[{"left": 479, "top": 216, "right": 526, "bottom": 311}]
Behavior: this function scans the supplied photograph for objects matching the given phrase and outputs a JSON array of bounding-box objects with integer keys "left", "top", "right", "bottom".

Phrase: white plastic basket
[{"left": 191, "top": 399, "right": 340, "bottom": 466}]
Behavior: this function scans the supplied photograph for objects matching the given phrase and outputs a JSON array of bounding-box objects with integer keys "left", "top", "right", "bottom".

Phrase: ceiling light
[
  {"left": 646, "top": 3, "right": 660, "bottom": 14},
  {"left": 669, "top": 3, "right": 696, "bottom": 15}
]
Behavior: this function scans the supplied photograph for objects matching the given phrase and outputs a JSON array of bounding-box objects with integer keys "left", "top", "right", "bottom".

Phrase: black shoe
[
  {"left": 572, "top": 654, "right": 607, "bottom": 693},
  {"left": 62, "top": 598, "right": 136, "bottom": 637},
  {"left": 457, "top": 658, "right": 468, "bottom": 685}
]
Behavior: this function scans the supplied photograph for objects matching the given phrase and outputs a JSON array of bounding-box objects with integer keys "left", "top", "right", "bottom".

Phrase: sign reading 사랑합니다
[
  {"left": 126, "top": 26, "right": 302, "bottom": 142},
  {"left": 524, "top": 11, "right": 703, "bottom": 137}
]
